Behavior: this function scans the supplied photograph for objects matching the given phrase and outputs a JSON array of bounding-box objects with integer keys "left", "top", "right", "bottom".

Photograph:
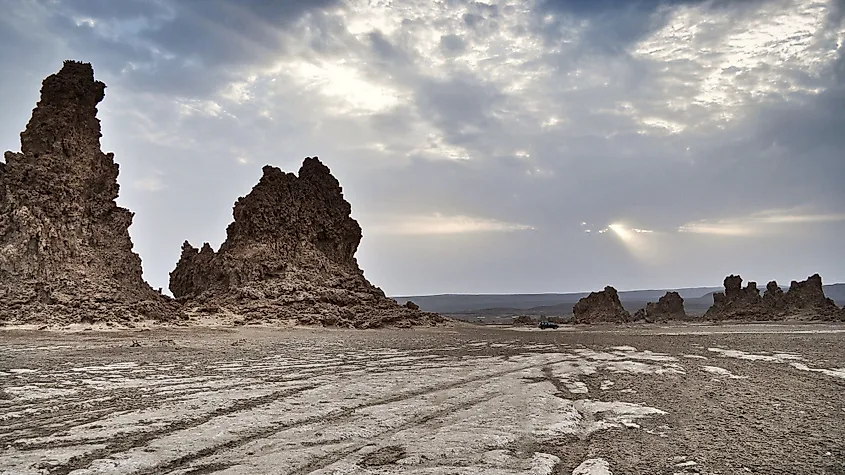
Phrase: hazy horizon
[
  {"left": 1, "top": 0, "right": 843, "bottom": 296},
  {"left": 391, "top": 279, "right": 845, "bottom": 298}
]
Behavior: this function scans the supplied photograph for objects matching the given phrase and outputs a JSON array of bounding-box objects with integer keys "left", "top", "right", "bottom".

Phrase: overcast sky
[{"left": 1, "top": 0, "right": 844, "bottom": 296}]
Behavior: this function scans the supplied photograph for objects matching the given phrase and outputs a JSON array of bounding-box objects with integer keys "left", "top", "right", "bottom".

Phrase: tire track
[
  {"left": 47, "top": 384, "right": 317, "bottom": 475},
  {"left": 105, "top": 356, "right": 571, "bottom": 475},
  {"left": 285, "top": 390, "right": 502, "bottom": 475}
]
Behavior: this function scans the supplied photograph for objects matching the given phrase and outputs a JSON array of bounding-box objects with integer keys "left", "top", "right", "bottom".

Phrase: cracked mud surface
[{"left": 1, "top": 324, "right": 844, "bottom": 474}]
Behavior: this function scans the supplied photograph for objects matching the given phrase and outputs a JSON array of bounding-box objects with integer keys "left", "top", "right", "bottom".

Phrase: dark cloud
[
  {"left": 1, "top": 0, "right": 843, "bottom": 294},
  {"left": 439, "top": 34, "right": 466, "bottom": 55},
  {"left": 535, "top": 0, "right": 769, "bottom": 55},
  {"left": 414, "top": 75, "right": 504, "bottom": 139}
]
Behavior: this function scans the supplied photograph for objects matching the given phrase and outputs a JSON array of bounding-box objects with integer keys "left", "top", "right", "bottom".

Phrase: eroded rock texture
[
  {"left": 512, "top": 315, "right": 536, "bottom": 326},
  {"left": 635, "top": 291, "right": 687, "bottom": 323},
  {"left": 572, "top": 286, "right": 631, "bottom": 324},
  {"left": 0, "top": 61, "right": 178, "bottom": 325},
  {"left": 705, "top": 275, "right": 764, "bottom": 320},
  {"left": 706, "top": 274, "right": 843, "bottom": 321},
  {"left": 169, "top": 158, "right": 444, "bottom": 328}
]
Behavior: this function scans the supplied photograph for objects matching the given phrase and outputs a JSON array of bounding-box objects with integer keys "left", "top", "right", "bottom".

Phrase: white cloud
[
  {"left": 677, "top": 208, "right": 845, "bottom": 236},
  {"left": 368, "top": 213, "right": 535, "bottom": 235},
  {"left": 133, "top": 177, "right": 165, "bottom": 192},
  {"left": 178, "top": 99, "right": 224, "bottom": 118},
  {"left": 632, "top": 0, "right": 842, "bottom": 125}
]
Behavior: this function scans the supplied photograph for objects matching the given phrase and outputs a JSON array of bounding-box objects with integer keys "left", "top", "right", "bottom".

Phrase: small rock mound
[
  {"left": 0, "top": 61, "right": 178, "bottom": 326},
  {"left": 635, "top": 291, "right": 686, "bottom": 323},
  {"left": 512, "top": 315, "right": 536, "bottom": 326},
  {"left": 573, "top": 286, "right": 631, "bottom": 324},
  {"left": 706, "top": 273, "right": 843, "bottom": 321},
  {"left": 169, "top": 158, "right": 445, "bottom": 328}
]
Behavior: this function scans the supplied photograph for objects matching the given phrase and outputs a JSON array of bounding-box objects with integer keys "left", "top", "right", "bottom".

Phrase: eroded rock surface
[
  {"left": 169, "top": 158, "right": 444, "bottom": 328},
  {"left": 573, "top": 286, "right": 631, "bottom": 324},
  {"left": 635, "top": 291, "right": 687, "bottom": 323},
  {"left": 0, "top": 61, "right": 178, "bottom": 325},
  {"left": 705, "top": 275, "right": 764, "bottom": 321},
  {"left": 512, "top": 315, "right": 536, "bottom": 326},
  {"left": 706, "top": 274, "right": 843, "bottom": 321}
]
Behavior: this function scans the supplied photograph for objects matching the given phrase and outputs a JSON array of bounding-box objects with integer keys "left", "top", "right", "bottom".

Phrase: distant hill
[
  {"left": 824, "top": 283, "right": 845, "bottom": 304},
  {"left": 393, "top": 284, "right": 844, "bottom": 319}
]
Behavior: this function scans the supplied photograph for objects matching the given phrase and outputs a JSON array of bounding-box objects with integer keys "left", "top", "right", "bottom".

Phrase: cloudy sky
[{"left": 1, "top": 0, "right": 844, "bottom": 296}]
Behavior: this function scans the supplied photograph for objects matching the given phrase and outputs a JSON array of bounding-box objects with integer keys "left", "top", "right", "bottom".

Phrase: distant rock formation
[
  {"left": 634, "top": 291, "right": 686, "bottom": 322},
  {"left": 706, "top": 273, "right": 843, "bottom": 321},
  {"left": 169, "top": 158, "right": 445, "bottom": 328},
  {"left": 0, "top": 61, "right": 178, "bottom": 325},
  {"left": 512, "top": 315, "right": 536, "bottom": 326},
  {"left": 572, "top": 286, "right": 631, "bottom": 324},
  {"left": 704, "top": 275, "right": 764, "bottom": 320}
]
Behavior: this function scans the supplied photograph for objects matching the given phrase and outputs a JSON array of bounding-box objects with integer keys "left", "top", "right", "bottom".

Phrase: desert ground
[{"left": 1, "top": 324, "right": 844, "bottom": 475}]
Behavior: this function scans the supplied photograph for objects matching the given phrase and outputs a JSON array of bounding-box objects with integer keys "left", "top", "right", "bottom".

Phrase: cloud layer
[{"left": 1, "top": 0, "right": 843, "bottom": 295}]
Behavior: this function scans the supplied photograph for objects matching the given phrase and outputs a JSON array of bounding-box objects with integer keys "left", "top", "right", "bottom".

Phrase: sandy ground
[{"left": 1, "top": 323, "right": 844, "bottom": 475}]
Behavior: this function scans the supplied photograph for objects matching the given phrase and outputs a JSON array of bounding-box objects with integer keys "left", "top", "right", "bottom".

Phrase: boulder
[
  {"left": 169, "top": 158, "right": 445, "bottom": 328},
  {"left": 572, "top": 286, "right": 631, "bottom": 324},
  {"left": 0, "top": 61, "right": 178, "bottom": 325}
]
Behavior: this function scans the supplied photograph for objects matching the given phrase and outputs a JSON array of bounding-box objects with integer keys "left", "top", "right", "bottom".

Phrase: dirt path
[{"left": 1, "top": 324, "right": 844, "bottom": 474}]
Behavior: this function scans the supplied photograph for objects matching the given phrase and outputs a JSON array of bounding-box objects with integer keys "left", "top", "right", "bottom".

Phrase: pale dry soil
[{"left": 1, "top": 324, "right": 844, "bottom": 475}]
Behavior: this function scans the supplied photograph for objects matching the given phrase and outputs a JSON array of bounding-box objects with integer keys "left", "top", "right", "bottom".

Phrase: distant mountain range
[{"left": 393, "top": 283, "right": 845, "bottom": 322}]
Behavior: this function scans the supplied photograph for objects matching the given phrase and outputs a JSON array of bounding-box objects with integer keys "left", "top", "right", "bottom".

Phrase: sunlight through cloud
[{"left": 369, "top": 213, "right": 535, "bottom": 236}]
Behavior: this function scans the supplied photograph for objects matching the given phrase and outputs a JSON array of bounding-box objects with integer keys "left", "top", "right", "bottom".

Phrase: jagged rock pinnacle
[
  {"left": 572, "top": 286, "right": 631, "bottom": 324},
  {"left": 0, "top": 61, "right": 178, "bottom": 325},
  {"left": 169, "top": 157, "right": 444, "bottom": 328}
]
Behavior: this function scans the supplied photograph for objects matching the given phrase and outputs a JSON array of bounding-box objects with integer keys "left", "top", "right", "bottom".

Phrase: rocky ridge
[
  {"left": 0, "top": 61, "right": 178, "bottom": 325},
  {"left": 706, "top": 274, "right": 843, "bottom": 321},
  {"left": 169, "top": 159, "right": 444, "bottom": 328},
  {"left": 572, "top": 286, "right": 631, "bottom": 324},
  {"left": 634, "top": 291, "right": 687, "bottom": 323}
]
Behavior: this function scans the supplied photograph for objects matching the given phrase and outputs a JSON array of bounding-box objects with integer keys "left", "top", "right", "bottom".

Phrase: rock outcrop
[
  {"left": 0, "top": 61, "right": 178, "bottom": 325},
  {"left": 572, "top": 286, "right": 631, "bottom": 324},
  {"left": 169, "top": 158, "right": 444, "bottom": 328},
  {"left": 706, "top": 273, "right": 843, "bottom": 321},
  {"left": 705, "top": 275, "right": 764, "bottom": 320},
  {"left": 512, "top": 315, "right": 536, "bottom": 326},
  {"left": 634, "top": 291, "right": 686, "bottom": 322}
]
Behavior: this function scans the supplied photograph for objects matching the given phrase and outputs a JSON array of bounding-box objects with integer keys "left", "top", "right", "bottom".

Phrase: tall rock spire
[
  {"left": 170, "top": 157, "right": 444, "bottom": 328},
  {"left": 0, "top": 61, "right": 178, "bottom": 325}
]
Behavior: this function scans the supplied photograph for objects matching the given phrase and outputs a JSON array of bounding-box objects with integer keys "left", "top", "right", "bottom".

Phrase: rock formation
[
  {"left": 572, "top": 286, "right": 631, "bottom": 324},
  {"left": 634, "top": 291, "right": 686, "bottom": 323},
  {"left": 706, "top": 273, "right": 843, "bottom": 321},
  {"left": 169, "top": 158, "right": 445, "bottom": 328},
  {"left": 512, "top": 315, "right": 536, "bottom": 326},
  {"left": 704, "top": 275, "right": 765, "bottom": 320},
  {"left": 0, "top": 61, "right": 178, "bottom": 325}
]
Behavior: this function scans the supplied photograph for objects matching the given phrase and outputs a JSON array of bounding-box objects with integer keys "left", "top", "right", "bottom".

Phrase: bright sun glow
[
  {"left": 608, "top": 223, "right": 631, "bottom": 240},
  {"left": 604, "top": 223, "right": 658, "bottom": 262}
]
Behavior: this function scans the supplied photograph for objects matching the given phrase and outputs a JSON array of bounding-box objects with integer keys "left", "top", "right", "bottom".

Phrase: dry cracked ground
[{"left": 1, "top": 324, "right": 844, "bottom": 475}]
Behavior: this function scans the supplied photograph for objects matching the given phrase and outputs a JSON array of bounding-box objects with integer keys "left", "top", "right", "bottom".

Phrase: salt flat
[{"left": 1, "top": 324, "right": 843, "bottom": 474}]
